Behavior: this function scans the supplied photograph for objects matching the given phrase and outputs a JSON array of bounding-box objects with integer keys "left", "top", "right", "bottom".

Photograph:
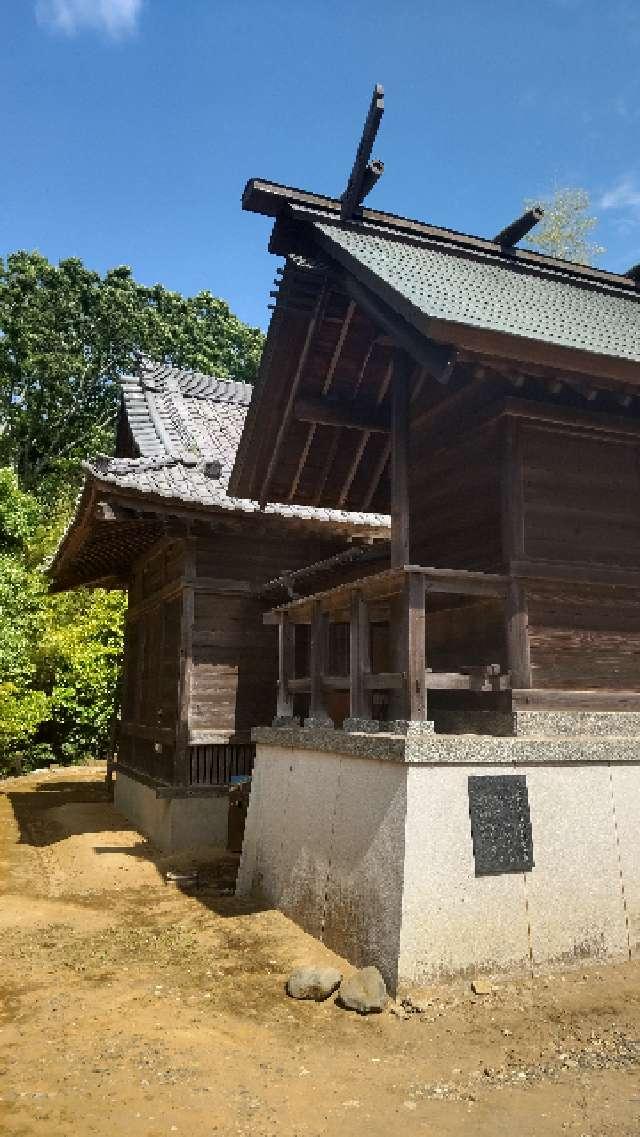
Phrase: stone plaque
[{"left": 468, "top": 775, "right": 534, "bottom": 876}]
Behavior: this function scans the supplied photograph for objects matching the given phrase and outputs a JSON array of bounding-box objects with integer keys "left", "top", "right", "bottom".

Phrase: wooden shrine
[
  {"left": 231, "top": 86, "right": 640, "bottom": 730},
  {"left": 50, "top": 359, "right": 388, "bottom": 848}
]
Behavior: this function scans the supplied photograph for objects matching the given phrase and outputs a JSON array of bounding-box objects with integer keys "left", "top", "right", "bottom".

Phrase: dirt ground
[{"left": 1, "top": 769, "right": 640, "bottom": 1136}]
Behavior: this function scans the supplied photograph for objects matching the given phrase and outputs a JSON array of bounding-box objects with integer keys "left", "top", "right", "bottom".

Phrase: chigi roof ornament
[{"left": 340, "top": 83, "right": 385, "bottom": 220}]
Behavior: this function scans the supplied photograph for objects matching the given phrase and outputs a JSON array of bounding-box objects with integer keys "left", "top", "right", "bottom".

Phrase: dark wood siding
[
  {"left": 528, "top": 581, "right": 640, "bottom": 690},
  {"left": 521, "top": 424, "right": 640, "bottom": 568},
  {"left": 118, "top": 539, "right": 184, "bottom": 780},
  {"left": 409, "top": 421, "right": 504, "bottom": 572}
]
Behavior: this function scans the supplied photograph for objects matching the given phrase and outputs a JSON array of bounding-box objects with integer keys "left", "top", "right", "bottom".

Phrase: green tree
[
  {"left": 523, "top": 187, "right": 605, "bottom": 266},
  {"left": 0, "top": 252, "right": 264, "bottom": 498},
  {"left": 0, "top": 468, "right": 125, "bottom": 774}
]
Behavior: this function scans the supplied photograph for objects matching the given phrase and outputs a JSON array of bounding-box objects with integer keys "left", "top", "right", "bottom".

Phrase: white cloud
[
  {"left": 600, "top": 176, "right": 640, "bottom": 213},
  {"left": 36, "top": 0, "right": 143, "bottom": 37}
]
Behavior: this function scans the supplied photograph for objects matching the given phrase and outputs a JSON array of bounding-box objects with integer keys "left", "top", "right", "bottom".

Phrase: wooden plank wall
[
  {"left": 189, "top": 525, "right": 346, "bottom": 738},
  {"left": 519, "top": 419, "right": 640, "bottom": 689},
  {"left": 527, "top": 581, "right": 640, "bottom": 690},
  {"left": 118, "top": 539, "right": 184, "bottom": 780},
  {"left": 521, "top": 424, "right": 640, "bottom": 568},
  {"left": 409, "top": 423, "right": 504, "bottom": 573},
  {"left": 190, "top": 593, "right": 278, "bottom": 737}
]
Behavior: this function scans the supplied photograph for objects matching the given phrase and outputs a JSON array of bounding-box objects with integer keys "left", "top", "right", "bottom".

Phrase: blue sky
[{"left": 2, "top": 0, "right": 640, "bottom": 330}]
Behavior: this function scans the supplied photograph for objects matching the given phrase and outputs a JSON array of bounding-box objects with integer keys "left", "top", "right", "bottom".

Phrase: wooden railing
[
  {"left": 265, "top": 565, "right": 510, "bottom": 726},
  {"left": 188, "top": 743, "right": 255, "bottom": 786}
]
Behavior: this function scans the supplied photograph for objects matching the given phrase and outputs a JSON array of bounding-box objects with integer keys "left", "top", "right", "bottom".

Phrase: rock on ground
[
  {"left": 338, "top": 966, "right": 388, "bottom": 1014},
  {"left": 286, "top": 966, "right": 342, "bottom": 1001}
]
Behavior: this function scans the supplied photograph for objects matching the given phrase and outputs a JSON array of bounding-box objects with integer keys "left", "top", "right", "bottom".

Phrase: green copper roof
[{"left": 313, "top": 221, "right": 640, "bottom": 364}]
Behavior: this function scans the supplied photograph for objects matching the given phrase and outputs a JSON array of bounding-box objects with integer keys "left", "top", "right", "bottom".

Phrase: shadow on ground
[{"left": 1, "top": 770, "right": 267, "bottom": 920}]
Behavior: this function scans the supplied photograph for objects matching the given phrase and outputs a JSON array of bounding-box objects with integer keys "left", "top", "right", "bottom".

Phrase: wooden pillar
[
  {"left": 501, "top": 417, "right": 532, "bottom": 688},
  {"left": 176, "top": 582, "right": 194, "bottom": 786},
  {"left": 405, "top": 572, "right": 426, "bottom": 720},
  {"left": 506, "top": 579, "right": 532, "bottom": 689},
  {"left": 391, "top": 348, "right": 411, "bottom": 568},
  {"left": 349, "top": 589, "right": 371, "bottom": 719},
  {"left": 391, "top": 572, "right": 426, "bottom": 721},
  {"left": 309, "top": 600, "right": 331, "bottom": 723},
  {"left": 276, "top": 612, "right": 295, "bottom": 719}
]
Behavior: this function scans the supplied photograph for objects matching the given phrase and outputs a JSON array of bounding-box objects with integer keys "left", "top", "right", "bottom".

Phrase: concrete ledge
[
  {"left": 253, "top": 724, "right": 640, "bottom": 766},
  {"left": 514, "top": 710, "right": 640, "bottom": 738}
]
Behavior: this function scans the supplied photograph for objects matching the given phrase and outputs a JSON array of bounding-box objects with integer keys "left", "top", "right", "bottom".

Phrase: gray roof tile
[
  {"left": 313, "top": 222, "right": 640, "bottom": 364},
  {"left": 89, "top": 359, "right": 388, "bottom": 532}
]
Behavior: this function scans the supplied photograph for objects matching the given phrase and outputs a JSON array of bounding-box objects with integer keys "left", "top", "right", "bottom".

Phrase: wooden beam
[
  {"left": 309, "top": 600, "right": 331, "bottom": 723},
  {"left": 339, "top": 271, "right": 455, "bottom": 383},
  {"left": 406, "top": 572, "right": 426, "bottom": 720},
  {"left": 175, "top": 544, "right": 195, "bottom": 786},
  {"left": 349, "top": 589, "right": 371, "bottom": 719},
  {"left": 494, "top": 206, "right": 544, "bottom": 246},
  {"left": 339, "top": 356, "right": 393, "bottom": 507},
  {"left": 361, "top": 437, "right": 390, "bottom": 512},
  {"left": 316, "top": 336, "right": 378, "bottom": 508},
  {"left": 287, "top": 300, "right": 356, "bottom": 502},
  {"left": 276, "top": 613, "right": 295, "bottom": 719},
  {"left": 259, "top": 282, "right": 328, "bottom": 508},
  {"left": 513, "top": 689, "right": 640, "bottom": 711},
  {"left": 340, "top": 84, "right": 385, "bottom": 219},
  {"left": 294, "top": 395, "right": 390, "bottom": 433},
  {"left": 391, "top": 349, "right": 411, "bottom": 567},
  {"left": 390, "top": 572, "right": 426, "bottom": 720},
  {"left": 505, "top": 579, "right": 532, "bottom": 689}
]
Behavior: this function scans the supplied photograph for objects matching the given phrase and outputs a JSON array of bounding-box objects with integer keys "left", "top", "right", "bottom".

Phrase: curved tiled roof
[{"left": 89, "top": 359, "right": 389, "bottom": 531}]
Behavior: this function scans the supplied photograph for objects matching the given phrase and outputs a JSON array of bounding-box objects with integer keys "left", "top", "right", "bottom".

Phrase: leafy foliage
[
  {"left": 0, "top": 252, "right": 264, "bottom": 499},
  {"left": 523, "top": 187, "right": 605, "bottom": 266},
  {"left": 0, "top": 470, "right": 125, "bottom": 774},
  {"left": 0, "top": 251, "right": 263, "bottom": 775}
]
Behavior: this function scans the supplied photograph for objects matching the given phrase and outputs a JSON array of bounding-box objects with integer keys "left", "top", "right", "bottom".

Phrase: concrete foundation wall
[
  {"left": 400, "top": 763, "right": 632, "bottom": 987},
  {"left": 237, "top": 745, "right": 406, "bottom": 989},
  {"left": 240, "top": 726, "right": 640, "bottom": 992},
  {"left": 114, "top": 770, "right": 229, "bottom": 853}
]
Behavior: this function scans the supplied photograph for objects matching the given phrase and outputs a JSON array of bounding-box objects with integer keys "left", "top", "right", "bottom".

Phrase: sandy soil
[{"left": 1, "top": 767, "right": 640, "bottom": 1136}]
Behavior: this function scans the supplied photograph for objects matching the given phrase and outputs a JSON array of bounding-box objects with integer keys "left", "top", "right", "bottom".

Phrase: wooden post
[
  {"left": 391, "top": 348, "right": 411, "bottom": 568},
  {"left": 501, "top": 418, "right": 532, "bottom": 688},
  {"left": 276, "top": 612, "right": 295, "bottom": 720},
  {"left": 506, "top": 579, "right": 532, "bottom": 689},
  {"left": 309, "top": 601, "right": 331, "bottom": 724},
  {"left": 349, "top": 589, "right": 371, "bottom": 720},
  {"left": 390, "top": 572, "right": 426, "bottom": 722},
  {"left": 405, "top": 572, "right": 426, "bottom": 721}
]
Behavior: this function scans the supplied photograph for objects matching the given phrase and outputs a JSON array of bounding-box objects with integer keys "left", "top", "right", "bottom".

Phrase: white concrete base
[
  {"left": 114, "top": 770, "right": 229, "bottom": 853},
  {"left": 238, "top": 727, "right": 640, "bottom": 992}
]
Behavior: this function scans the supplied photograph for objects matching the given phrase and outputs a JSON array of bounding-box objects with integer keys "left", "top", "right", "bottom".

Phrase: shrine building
[{"left": 233, "top": 87, "right": 640, "bottom": 990}]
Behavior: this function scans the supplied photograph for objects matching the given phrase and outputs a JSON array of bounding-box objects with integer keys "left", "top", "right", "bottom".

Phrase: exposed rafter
[
  {"left": 312, "top": 335, "right": 379, "bottom": 506},
  {"left": 338, "top": 356, "right": 393, "bottom": 507},
  {"left": 259, "top": 281, "right": 329, "bottom": 509},
  {"left": 286, "top": 300, "right": 356, "bottom": 502},
  {"left": 338, "top": 270, "right": 456, "bottom": 384}
]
